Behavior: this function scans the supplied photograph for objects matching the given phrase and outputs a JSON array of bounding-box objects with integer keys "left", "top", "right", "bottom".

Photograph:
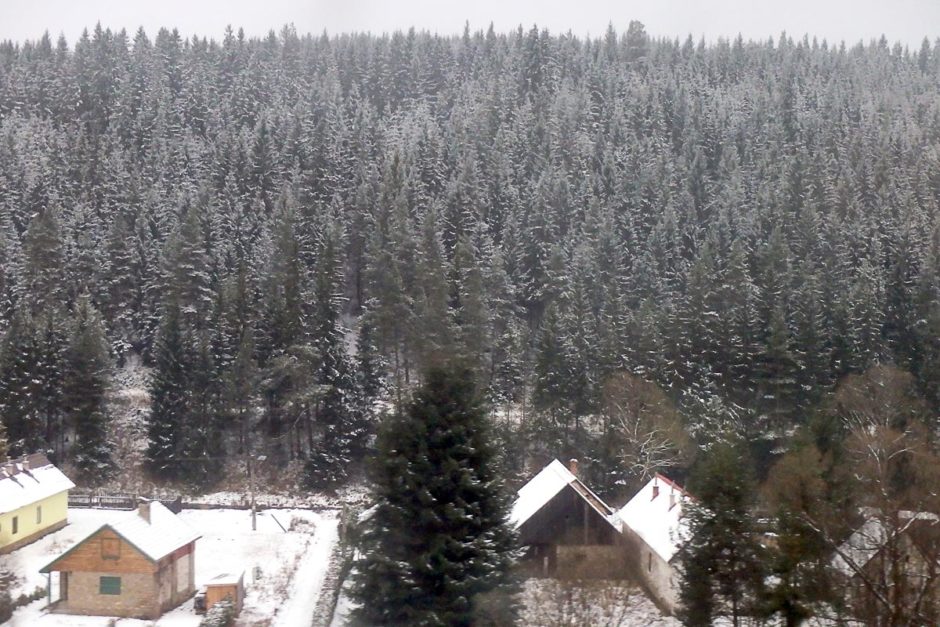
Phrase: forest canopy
[{"left": 0, "top": 22, "right": 939, "bottom": 488}]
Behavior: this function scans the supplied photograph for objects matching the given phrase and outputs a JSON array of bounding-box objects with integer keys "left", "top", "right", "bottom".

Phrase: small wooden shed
[{"left": 204, "top": 572, "right": 244, "bottom": 615}]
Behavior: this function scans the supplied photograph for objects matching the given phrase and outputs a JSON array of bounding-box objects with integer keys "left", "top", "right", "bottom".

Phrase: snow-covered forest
[{"left": 0, "top": 21, "right": 939, "bottom": 493}]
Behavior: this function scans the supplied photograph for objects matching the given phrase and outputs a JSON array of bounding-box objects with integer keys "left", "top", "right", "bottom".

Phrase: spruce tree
[
  {"left": 678, "top": 441, "right": 767, "bottom": 627},
  {"left": 0, "top": 309, "right": 43, "bottom": 456},
  {"left": 354, "top": 317, "right": 385, "bottom": 409},
  {"left": 304, "top": 221, "right": 362, "bottom": 489},
  {"left": 62, "top": 295, "right": 114, "bottom": 484},
  {"left": 145, "top": 304, "right": 188, "bottom": 481},
  {"left": 0, "top": 418, "right": 8, "bottom": 462},
  {"left": 351, "top": 367, "right": 519, "bottom": 626}
]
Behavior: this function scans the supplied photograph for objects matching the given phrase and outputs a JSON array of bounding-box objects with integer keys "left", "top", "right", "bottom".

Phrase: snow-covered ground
[
  {"left": 1, "top": 507, "right": 339, "bottom": 627},
  {"left": 329, "top": 577, "right": 679, "bottom": 626},
  {"left": 520, "top": 578, "right": 680, "bottom": 627}
]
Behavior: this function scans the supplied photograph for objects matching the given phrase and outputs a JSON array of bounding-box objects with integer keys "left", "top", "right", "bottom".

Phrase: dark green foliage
[
  {"left": 763, "top": 447, "right": 839, "bottom": 626},
  {"left": 355, "top": 319, "right": 385, "bottom": 408},
  {"left": 678, "top": 442, "right": 767, "bottom": 626},
  {"left": 0, "top": 310, "right": 43, "bottom": 456},
  {"left": 146, "top": 304, "right": 187, "bottom": 481},
  {"left": 304, "top": 222, "right": 364, "bottom": 489},
  {"left": 62, "top": 296, "right": 114, "bottom": 484},
  {"left": 0, "top": 420, "right": 8, "bottom": 462},
  {"left": 199, "top": 597, "right": 235, "bottom": 627},
  {"left": 146, "top": 303, "right": 223, "bottom": 488},
  {"left": 0, "top": 23, "right": 938, "bottom": 491},
  {"left": 351, "top": 367, "right": 519, "bottom": 626},
  {"left": 0, "top": 569, "right": 12, "bottom": 624}
]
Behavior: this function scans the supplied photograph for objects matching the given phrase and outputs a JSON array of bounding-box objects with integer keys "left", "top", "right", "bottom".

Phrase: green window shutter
[{"left": 99, "top": 576, "right": 121, "bottom": 595}]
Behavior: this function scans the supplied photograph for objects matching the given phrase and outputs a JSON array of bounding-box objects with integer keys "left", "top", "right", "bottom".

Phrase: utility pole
[
  {"left": 247, "top": 452, "right": 256, "bottom": 531},
  {"left": 247, "top": 451, "right": 266, "bottom": 531}
]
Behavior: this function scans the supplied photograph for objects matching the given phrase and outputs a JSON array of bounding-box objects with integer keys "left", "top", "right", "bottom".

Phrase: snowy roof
[
  {"left": 615, "top": 474, "right": 690, "bottom": 563},
  {"left": 207, "top": 572, "right": 244, "bottom": 586},
  {"left": 832, "top": 510, "right": 939, "bottom": 577},
  {"left": 509, "top": 459, "right": 614, "bottom": 529},
  {"left": 42, "top": 501, "right": 200, "bottom": 571},
  {"left": 0, "top": 453, "right": 75, "bottom": 515},
  {"left": 110, "top": 501, "right": 201, "bottom": 560}
]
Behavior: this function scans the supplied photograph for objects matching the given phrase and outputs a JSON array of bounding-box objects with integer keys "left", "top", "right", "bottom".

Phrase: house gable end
[
  {"left": 41, "top": 525, "right": 156, "bottom": 574},
  {"left": 518, "top": 484, "right": 621, "bottom": 546}
]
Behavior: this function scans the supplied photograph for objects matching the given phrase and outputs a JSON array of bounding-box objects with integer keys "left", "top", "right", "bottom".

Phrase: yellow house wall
[{"left": 0, "top": 490, "right": 69, "bottom": 551}]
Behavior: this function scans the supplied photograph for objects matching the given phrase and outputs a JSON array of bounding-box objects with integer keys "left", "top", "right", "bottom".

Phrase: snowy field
[{"left": 0, "top": 507, "right": 339, "bottom": 627}]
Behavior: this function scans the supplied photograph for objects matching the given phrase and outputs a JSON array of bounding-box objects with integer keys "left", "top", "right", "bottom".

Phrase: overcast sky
[{"left": 1, "top": 0, "right": 938, "bottom": 49}]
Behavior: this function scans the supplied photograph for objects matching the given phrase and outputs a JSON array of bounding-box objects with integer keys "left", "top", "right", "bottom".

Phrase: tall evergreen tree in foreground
[
  {"left": 351, "top": 367, "right": 519, "bottom": 626},
  {"left": 678, "top": 441, "right": 767, "bottom": 627}
]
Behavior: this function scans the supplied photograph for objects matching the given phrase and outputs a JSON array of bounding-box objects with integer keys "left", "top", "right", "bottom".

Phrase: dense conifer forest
[{"left": 0, "top": 22, "right": 939, "bottom": 496}]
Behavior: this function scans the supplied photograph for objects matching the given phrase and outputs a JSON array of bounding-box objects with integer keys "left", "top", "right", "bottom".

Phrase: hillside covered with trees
[{"left": 0, "top": 22, "right": 938, "bottom": 495}]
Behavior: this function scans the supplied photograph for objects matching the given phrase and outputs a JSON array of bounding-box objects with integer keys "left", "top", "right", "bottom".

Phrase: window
[
  {"left": 36, "top": 506, "right": 41, "bottom": 524},
  {"left": 99, "top": 576, "right": 121, "bottom": 595},
  {"left": 648, "top": 552, "right": 652, "bottom": 572},
  {"left": 101, "top": 538, "right": 121, "bottom": 560},
  {"left": 11, "top": 516, "right": 17, "bottom": 535}
]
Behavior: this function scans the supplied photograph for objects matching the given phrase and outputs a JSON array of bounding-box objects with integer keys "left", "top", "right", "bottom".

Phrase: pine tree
[
  {"left": 763, "top": 446, "right": 838, "bottom": 626},
  {"left": 351, "top": 367, "right": 519, "bottom": 626},
  {"left": 179, "top": 330, "right": 223, "bottom": 488},
  {"left": 532, "top": 303, "right": 571, "bottom": 444},
  {"left": 0, "top": 309, "right": 43, "bottom": 456},
  {"left": 20, "top": 208, "right": 65, "bottom": 317},
  {"left": 304, "top": 220, "right": 362, "bottom": 489},
  {"left": 224, "top": 326, "right": 259, "bottom": 455},
  {"left": 146, "top": 303, "right": 188, "bottom": 481},
  {"left": 354, "top": 317, "right": 385, "bottom": 410},
  {"left": 678, "top": 442, "right": 767, "bottom": 626},
  {"left": 62, "top": 295, "right": 114, "bottom": 484},
  {"left": 0, "top": 417, "right": 8, "bottom": 462}
]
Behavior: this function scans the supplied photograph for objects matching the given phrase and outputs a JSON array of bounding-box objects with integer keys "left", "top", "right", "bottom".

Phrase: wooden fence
[{"left": 68, "top": 492, "right": 182, "bottom": 513}]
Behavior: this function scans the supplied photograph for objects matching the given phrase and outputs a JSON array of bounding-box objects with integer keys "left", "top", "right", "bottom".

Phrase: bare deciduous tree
[{"left": 601, "top": 372, "right": 692, "bottom": 488}]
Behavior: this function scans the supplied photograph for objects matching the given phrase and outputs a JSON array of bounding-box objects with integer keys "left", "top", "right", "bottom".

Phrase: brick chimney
[
  {"left": 652, "top": 479, "right": 660, "bottom": 500},
  {"left": 568, "top": 458, "right": 579, "bottom": 477},
  {"left": 138, "top": 500, "right": 151, "bottom": 523}
]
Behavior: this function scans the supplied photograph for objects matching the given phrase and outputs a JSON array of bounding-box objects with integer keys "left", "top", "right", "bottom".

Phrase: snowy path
[{"left": 271, "top": 511, "right": 339, "bottom": 627}]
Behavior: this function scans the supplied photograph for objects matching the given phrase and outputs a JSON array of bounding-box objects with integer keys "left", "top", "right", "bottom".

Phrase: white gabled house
[
  {"left": 0, "top": 453, "right": 75, "bottom": 554},
  {"left": 615, "top": 473, "right": 690, "bottom": 614}
]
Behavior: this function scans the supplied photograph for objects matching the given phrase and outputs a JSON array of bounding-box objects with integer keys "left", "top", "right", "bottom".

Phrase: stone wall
[
  {"left": 61, "top": 571, "right": 159, "bottom": 619},
  {"left": 555, "top": 544, "right": 631, "bottom": 580}
]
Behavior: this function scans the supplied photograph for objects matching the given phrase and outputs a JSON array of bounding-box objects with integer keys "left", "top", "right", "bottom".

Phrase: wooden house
[
  {"left": 509, "top": 459, "right": 624, "bottom": 579},
  {"left": 0, "top": 453, "right": 75, "bottom": 554},
  {"left": 615, "top": 474, "right": 690, "bottom": 614},
  {"left": 40, "top": 500, "right": 200, "bottom": 619}
]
